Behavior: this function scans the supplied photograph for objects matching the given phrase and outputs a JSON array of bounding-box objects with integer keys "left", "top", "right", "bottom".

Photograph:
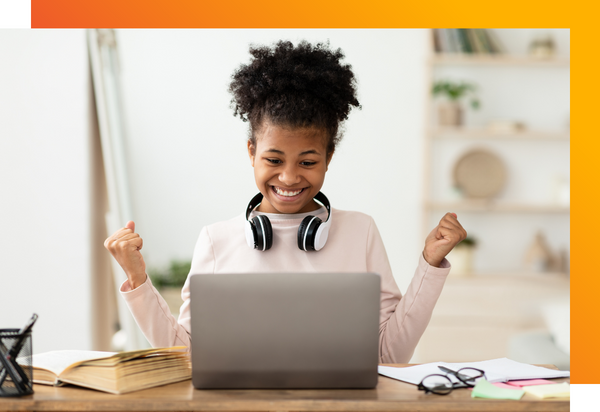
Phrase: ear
[
  {"left": 325, "top": 150, "right": 334, "bottom": 171},
  {"left": 247, "top": 140, "right": 256, "bottom": 167}
]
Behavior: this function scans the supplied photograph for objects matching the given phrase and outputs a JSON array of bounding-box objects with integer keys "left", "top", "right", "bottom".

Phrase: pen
[
  {"left": 0, "top": 314, "right": 38, "bottom": 391},
  {"left": 0, "top": 341, "right": 26, "bottom": 392},
  {"left": 9, "top": 314, "right": 38, "bottom": 359}
]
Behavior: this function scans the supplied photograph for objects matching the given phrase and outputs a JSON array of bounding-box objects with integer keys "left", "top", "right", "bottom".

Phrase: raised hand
[
  {"left": 104, "top": 221, "right": 147, "bottom": 289},
  {"left": 423, "top": 213, "right": 467, "bottom": 268}
]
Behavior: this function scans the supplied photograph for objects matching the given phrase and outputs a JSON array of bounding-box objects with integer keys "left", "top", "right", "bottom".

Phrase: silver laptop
[{"left": 190, "top": 272, "right": 380, "bottom": 389}]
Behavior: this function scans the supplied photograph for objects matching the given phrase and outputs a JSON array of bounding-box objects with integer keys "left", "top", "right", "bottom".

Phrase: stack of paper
[{"left": 378, "top": 358, "right": 570, "bottom": 385}]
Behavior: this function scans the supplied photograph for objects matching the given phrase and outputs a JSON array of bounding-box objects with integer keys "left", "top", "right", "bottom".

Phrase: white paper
[
  {"left": 31, "top": 350, "right": 116, "bottom": 376},
  {"left": 378, "top": 358, "right": 570, "bottom": 385}
]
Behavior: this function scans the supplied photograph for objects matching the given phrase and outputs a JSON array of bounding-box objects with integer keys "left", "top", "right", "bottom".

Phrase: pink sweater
[{"left": 120, "top": 208, "right": 450, "bottom": 363}]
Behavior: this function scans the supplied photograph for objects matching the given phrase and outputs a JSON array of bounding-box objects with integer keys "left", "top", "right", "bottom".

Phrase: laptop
[{"left": 190, "top": 272, "right": 380, "bottom": 389}]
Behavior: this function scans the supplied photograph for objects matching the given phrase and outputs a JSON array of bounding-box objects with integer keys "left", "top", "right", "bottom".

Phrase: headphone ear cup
[
  {"left": 313, "top": 220, "right": 330, "bottom": 251},
  {"left": 297, "top": 216, "right": 322, "bottom": 251},
  {"left": 297, "top": 216, "right": 311, "bottom": 251},
  {"left": 245, "top": 220, "right": 257, "bottom": 249},
  {"left": 251, "top": 215, "right": 273, "bottom": 251},
  {"left": 260, "top": 215, "right": 273, "bottom": 250},
  {"left": 250, "top": 217, "right": 262, "bottom": 250}
]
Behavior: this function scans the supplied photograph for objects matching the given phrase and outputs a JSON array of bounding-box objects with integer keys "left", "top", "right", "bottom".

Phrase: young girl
[{"left": 105, "top": 40, "right": 467, "bottom": 364}]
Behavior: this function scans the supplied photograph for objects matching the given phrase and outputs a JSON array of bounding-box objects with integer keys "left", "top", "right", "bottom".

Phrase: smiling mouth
[{"left": 271, "top": 186, "right": 305, "bottom": 198}]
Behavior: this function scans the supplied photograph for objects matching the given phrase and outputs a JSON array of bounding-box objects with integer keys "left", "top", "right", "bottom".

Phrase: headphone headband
[
  {"left": 245, "top": 192, "right": 331, "bottom": 222},
  {"left": 313, "top": 192, "right": 331, "bottom": 223},
  {"left": 246, "top": 192, "right": 266, "bottom": 221}
]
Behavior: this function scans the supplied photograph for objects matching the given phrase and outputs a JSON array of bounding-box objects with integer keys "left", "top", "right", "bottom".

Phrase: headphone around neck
[{"left": 245, "top": 192, "right": 332, "bottom": 252}]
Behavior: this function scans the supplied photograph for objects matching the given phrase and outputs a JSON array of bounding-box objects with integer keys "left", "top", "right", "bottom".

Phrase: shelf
[
  {"left": 429, "top": 54, "right": 570, "bottom": 67},
  {"left": 447, "top": 272, "right": 570, "bottom": 279},
  {"left": 429, "top": 127, "right": 570, "bottom": 141},
  {"left": 427, "top": 201, "right": 570, "bottom": 213}
]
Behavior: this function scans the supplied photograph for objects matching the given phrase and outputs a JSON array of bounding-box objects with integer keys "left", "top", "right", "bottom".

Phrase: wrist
[
  {"left": 128, "top": 273, "right": 147, "bottom": 290},
  {"left": 422, "top": 251, "right": 442, "bottom": 268}
]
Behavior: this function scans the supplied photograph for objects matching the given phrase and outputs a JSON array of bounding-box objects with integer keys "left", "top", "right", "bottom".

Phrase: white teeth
[{"left": 274, "top": 187, "right": 302, "bottom": 197}]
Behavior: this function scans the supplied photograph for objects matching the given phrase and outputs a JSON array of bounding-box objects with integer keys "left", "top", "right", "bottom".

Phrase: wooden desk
[{"left": 0, "top": 365, "right": 569, "bottom": 412}]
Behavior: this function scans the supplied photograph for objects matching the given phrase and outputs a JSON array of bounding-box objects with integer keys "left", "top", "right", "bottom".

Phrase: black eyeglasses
[{"left": 417, "top": 366, "right": 486, "bottom": 395}]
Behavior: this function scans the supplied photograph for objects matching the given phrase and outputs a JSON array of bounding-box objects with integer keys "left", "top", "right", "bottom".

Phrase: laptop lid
[{"left": 190, "top": 272, "right": 380, "bottom": 389}]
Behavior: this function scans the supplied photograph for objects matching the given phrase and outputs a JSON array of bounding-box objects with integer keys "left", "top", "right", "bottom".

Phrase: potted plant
[
  {"left": 447, "top": 236, "right": 477, "bottom": 277},
  {"left": 432, "top": 80, "right": 480, "bottom": 127},
  {"left": 149, "top": 259, "right": 191, "bottom": 315}
]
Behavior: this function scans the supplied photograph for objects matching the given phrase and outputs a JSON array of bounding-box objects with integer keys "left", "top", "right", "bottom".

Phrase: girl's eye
[
  {"left": 267, "top": 158, "right": 282, "bottom": 164},
  {"left": 301, "top": 161, "right": 316, "bottom": 166}
]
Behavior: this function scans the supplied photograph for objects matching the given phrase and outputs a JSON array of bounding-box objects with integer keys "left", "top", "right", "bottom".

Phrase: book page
[
  {"left": 31, "top": 347, "right": 186, "bottom": 377},
  {"left": 32, "top": 350, "right": 117, "bottom": 377}
]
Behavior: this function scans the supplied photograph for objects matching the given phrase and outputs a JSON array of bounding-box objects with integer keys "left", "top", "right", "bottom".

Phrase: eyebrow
[{"left": 265, "top": 149, "right": 321, "bottom": 155}]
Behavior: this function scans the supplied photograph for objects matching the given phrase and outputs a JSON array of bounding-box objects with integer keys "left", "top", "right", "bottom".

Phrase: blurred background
[{"left": 0, "top": 29, "right": 569, "bottom": 368}]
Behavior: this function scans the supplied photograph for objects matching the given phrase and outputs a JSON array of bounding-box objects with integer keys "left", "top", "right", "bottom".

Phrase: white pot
[
  {"left": 438, "top": 101, "right": 463, "bottom": 126},
  {"left": 447, "top": 246, "right": 475, "bottom": 277}
]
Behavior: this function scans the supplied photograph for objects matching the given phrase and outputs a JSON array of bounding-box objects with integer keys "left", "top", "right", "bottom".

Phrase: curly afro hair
[{"left": 229, "top": 40, "right": 360, "bottom": 155}]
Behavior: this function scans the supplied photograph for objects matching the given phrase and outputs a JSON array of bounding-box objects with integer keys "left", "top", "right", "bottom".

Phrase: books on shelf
[
  {"left": 433, "top": 29, "right": 506, "bottom": 54},
  {"left": 30, "top": 346, "right": 191, "bottom": 394}
]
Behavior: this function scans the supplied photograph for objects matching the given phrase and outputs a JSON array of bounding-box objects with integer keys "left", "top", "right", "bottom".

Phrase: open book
[
  {"left": 378, "top": 358, "right": 570, "bottom": 385},
  {"left": 30, "top": 346, "right": 191, "bottom": 394}
]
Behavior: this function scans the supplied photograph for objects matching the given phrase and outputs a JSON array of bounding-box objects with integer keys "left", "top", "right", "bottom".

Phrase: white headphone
[{"left": 245, "top": 191, "right": 332, "bottom": 252}]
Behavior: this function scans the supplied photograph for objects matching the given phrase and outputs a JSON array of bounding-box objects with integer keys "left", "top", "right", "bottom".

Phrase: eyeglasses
[{"left": 417, "top": 366, "right": 486, "bottom": 395}]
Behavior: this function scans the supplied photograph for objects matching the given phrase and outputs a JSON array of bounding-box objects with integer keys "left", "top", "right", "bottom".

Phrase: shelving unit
[
  {"left": 415, "top": 29, "right": 570, "bottom": 364},
  {"left": 422, "top": 30, "right": 570, "bottom": 272},
  {"left": 418, "top": 273, "right": 570, "bottom": 363}
]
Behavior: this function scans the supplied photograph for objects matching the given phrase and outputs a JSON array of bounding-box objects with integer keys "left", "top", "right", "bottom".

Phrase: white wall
[
  {"left": 116, "top": 29, "right": 430, "bottom": 293},
  {"left": 0, "top": 30, "right": 92, "bottom": 353}
]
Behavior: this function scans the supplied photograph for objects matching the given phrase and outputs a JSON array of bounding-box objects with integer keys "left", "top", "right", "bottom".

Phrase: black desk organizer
[{"left": 0, "top": 315, "right": 37, "bottom": 397}]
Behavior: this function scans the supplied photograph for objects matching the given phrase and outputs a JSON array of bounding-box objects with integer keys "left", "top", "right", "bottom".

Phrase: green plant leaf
[
  {"left": 432, "top": 79, "right": 480, "bottom": 109},
  {"left": 148, "top": 259, "right": 192, "bottom": 289}
]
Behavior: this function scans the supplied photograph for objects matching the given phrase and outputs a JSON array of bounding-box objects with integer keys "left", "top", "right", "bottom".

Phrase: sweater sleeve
[
  {"left": 119, "top": 226, "right": 215, "bottom": 349},
  {"left": 366, "top": 217, "right": 451, "bottom": 363}
]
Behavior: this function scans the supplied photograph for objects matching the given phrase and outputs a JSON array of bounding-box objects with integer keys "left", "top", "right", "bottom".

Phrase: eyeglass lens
[{"left": 421, "top": 375, "right": 453, "bottom": 395}]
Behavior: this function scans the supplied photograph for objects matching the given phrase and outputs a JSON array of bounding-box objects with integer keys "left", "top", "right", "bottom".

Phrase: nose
[{"left": 278, "top": 163, "right": 301, "bottom": 186}]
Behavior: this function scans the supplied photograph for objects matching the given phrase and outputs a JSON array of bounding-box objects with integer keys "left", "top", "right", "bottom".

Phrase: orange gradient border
[
  {"left": 32, "top": 0, "right": 574, "bottom": 29},
  {"left": 32, "top": 0, "right": 587, "bottom": 383}
]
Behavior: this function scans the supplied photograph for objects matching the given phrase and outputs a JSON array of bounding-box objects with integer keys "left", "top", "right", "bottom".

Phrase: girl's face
[{"left": 248, "top": 123, "right": 332, "bottom": 214}]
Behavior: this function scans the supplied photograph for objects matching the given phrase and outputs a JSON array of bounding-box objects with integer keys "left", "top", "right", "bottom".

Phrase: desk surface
[{"left": 0, "top": 365, "right": 569, "bottom": 412}]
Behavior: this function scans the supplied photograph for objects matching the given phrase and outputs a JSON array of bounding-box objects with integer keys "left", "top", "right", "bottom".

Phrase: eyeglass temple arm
[{"left": 438, "top": 366, "right": 483, "bottom": 383}]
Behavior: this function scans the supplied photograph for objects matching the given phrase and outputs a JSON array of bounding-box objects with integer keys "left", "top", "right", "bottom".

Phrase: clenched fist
[
  {"left": 423, "top": 213, "right": 467, "bottom": 268},
  {"left": 104, "top": 221, "right": 147, "bottom": 289}
]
